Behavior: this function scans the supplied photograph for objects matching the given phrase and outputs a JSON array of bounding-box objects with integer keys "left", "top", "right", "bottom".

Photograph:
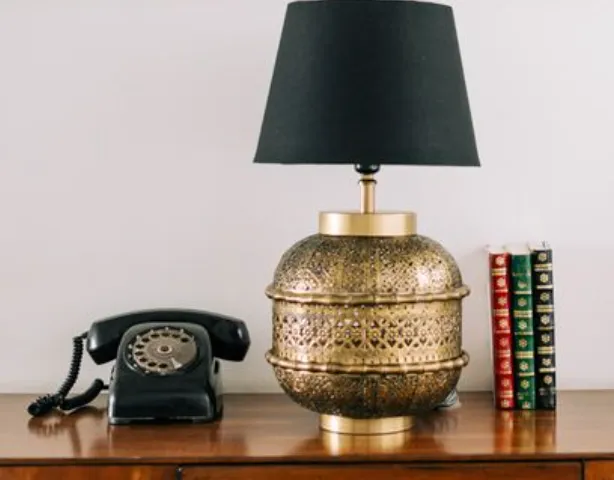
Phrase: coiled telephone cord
[{"left": 27, "top": 333, "right": 106, "bottom": 417}]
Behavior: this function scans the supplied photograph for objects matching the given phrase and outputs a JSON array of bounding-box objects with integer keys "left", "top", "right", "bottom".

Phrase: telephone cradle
[{"left": 27, "top": 309, "right": 251, "bottom": 425}]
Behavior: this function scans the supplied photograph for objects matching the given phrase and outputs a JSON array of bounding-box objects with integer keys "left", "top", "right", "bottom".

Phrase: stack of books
[{"left": 487, "top": 242, "right": 556, "bottom": 410}]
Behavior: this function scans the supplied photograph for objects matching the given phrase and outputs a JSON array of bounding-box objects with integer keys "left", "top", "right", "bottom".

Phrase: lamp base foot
[{"left": 319, "top": 414, "right": 414, "bottom": 435}]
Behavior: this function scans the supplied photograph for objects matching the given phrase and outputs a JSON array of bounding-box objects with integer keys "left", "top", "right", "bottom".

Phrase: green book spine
[
  {"left": 509, "top": 249, "right": 536, "bottom": 409},
  {"left": 530, "top": 243, "right": 557, "bottom": 410}
]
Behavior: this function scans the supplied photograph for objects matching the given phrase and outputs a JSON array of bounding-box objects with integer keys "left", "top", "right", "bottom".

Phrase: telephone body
[{"left": 28, "top": 309, "right": 250, "bottom": 425}]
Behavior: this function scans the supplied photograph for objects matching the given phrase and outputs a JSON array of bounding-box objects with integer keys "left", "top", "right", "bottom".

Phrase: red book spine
[{"left": 489, "top": 252, "right": 515, "bottom": 409}]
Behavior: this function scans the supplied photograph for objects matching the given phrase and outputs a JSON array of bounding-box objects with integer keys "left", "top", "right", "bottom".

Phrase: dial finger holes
[{"left": 133, "top": 326, "right": 196, "bottom": 374}]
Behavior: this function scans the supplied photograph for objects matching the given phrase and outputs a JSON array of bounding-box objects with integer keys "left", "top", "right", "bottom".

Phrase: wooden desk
[{"left": 0, "top": 391, "right": 613, "bottom": 479}]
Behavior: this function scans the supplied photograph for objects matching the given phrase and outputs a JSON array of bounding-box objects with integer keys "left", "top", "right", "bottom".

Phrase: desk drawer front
[
  {"left": 182, "top": 462, "right": 581, "bottom": 480},
  {"left": 586, "top": 461, "right": 614, "bottom": 480},
  {"left": 0, "top": 466, "right": 176, "bottom": 480}
]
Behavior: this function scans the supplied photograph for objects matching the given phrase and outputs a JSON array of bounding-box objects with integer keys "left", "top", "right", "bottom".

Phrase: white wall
[{"left": 1, "top": 0, "right": 613, "bottom": 396}]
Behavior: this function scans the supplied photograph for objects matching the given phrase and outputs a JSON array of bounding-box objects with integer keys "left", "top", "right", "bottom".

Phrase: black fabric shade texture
[{"left": 253, "top": 0, "right": 480, "bottom": 168}]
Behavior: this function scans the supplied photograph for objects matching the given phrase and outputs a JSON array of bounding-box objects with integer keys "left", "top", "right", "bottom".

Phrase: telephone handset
[
  {"left": 28, "top": 308, "right": 250, "bottom": 424},
  {"left": 87, "top": 309, "right": 250, "bottom": 364}
]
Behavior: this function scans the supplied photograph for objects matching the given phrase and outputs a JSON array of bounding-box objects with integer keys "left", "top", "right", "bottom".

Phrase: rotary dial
[{"left": 127, "top": 326, "right": 197, "bottom": 375}]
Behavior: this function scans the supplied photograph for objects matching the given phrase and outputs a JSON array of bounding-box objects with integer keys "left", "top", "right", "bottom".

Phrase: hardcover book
[
  {"left": 487, "top": 247, "right": 515, "bottom": 410},
  {"left": 507, "top": 244, "right": 536, "bottom": 410},
  {"left": 530, "top": 242, "right": 556, "bottom": 410}
]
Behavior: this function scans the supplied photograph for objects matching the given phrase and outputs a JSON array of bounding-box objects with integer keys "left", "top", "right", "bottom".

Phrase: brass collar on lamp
[{"left": 318, "top": 164, "right": 417, "bottom": 237}]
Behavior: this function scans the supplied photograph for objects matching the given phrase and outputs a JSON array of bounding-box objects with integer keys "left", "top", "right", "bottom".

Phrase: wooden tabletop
[{"left": 0, "top": 391, "right": 613, "bottom": 466}]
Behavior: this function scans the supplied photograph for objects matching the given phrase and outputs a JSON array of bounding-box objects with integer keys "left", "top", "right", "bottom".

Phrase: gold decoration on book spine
[{"left": 264, "top": 233, "right": 470, "bottom": 428}]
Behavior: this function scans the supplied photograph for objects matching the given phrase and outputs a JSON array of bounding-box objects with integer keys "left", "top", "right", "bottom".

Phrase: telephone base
[
  {"left": 109, "top": 409, "right": 223, "bottom": 426},
  {"left": 108, "top": 400, "right": 224, "bottom": 426},
  {"left": 106, "top": 321, "right": 223, "bottom": 426}
]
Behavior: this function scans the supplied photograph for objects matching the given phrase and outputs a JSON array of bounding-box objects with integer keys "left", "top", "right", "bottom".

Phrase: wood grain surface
[
  {"left": 0, "top": 466, "right": 175, "bottom": 480},
  {"left": 182, "top": 462, "right": 581, "bottom": 480},
  {"left": 585, "top": 461, "right": 614, "bottom": 480},
  {"left": 0, "top": 391, "right": 612, "bottom": 466}
]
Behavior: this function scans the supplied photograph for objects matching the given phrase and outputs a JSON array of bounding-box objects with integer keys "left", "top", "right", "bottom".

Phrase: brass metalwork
[
  {"left": 321, "top": 430, "right": 410, "bottom": 454},
  {"left": 271, "top": 366, "right": 462, "bottom": 419},
  {"left": 266, "top": 351, "right": 469, "bottom": 374},
  {"left": 320, "top": 415, "right": 413, "bottom": 435},
  {"left": 265, "top": 284, "right": 469, "bottom": 305},
  {"left": 319, "top": 171, "right": 416, "bottom": 236},
  {"left": 360, "top": 174, "right": 376, "bottom": 214},
  {"left": 265, "top": 232, "right": 470, "bottom": 424},
  {"left": 318, "top": 211, "right": 416, "bottom": 237},
  {"left": 268, "top": 234, "right": 463, "bottom": 300}
]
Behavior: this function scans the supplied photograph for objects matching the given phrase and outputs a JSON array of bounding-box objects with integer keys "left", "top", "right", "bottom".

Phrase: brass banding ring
[
  {"left": 265, "top": 350, "right": 469, "bottom": 374},
  {"left": 264, "top": 284, "right": 471, "bottom": 305}
]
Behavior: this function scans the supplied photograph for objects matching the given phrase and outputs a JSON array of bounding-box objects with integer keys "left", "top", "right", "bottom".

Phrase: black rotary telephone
[{"left": 27, "top": 308, "right": 250, "bottom": 425}]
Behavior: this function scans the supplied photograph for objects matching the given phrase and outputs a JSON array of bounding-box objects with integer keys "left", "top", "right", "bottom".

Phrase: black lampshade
[{"left": 253, "top": 0, "right": 480, "bottom": 167}]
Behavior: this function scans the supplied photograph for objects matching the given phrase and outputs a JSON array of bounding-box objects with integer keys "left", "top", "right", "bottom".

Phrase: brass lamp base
[
  {"left": 320, "top": 414, "right": 413, "bottom": 435},
  {"left": 264, "top": 167, "right": 470, "bottom": 435}
]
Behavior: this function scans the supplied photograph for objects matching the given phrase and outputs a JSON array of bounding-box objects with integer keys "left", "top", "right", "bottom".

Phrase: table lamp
[{"left": 254, "top": 0, "right": 480, "bottom": 435}]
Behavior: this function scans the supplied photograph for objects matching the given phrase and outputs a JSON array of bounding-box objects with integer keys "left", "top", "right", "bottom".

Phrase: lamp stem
[{"left": 360, "top": 174, "right": 376, "bottom": 214}]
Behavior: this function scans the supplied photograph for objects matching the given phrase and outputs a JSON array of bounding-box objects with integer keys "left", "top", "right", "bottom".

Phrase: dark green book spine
[
  {"left": 510, "top": 252, "right": 536, "bottom": 409},
  {"left": 531, "top": 245, "right": 556, "bottom": 410}
]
